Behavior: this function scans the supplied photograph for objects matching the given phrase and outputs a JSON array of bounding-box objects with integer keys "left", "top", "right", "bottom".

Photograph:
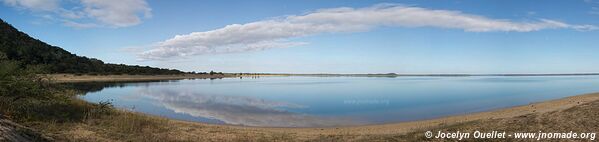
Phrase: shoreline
[
  {"left": 42, "top": 74, "right": 599, "bottom": 140},
  {"left": 52, "top": 74, "right": 599, "bottom": 132},
  {"left": 47, "top": 74, "right": 237, "bottom": 83},
  {"left": 48, "top": 73, "right": 599, "bottom": 83},
  {"left": 222, "top": 73, "right": 599, "bottom": 77}
]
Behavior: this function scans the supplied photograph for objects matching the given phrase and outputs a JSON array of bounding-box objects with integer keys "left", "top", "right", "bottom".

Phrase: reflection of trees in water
[
  {"left": 62, "top": 77, "right": 225, "bottom": 94},
  {"left": 61, "top": 80, "right": 180, "bottom": 94}
]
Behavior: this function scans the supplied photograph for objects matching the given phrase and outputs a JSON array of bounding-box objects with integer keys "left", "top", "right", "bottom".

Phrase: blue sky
[{"left": 1, "top": 0, "right": 599, "bottom": 74}]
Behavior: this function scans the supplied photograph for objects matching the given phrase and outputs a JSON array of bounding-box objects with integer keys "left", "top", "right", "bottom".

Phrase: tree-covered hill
[{"left": 0, "top": 19, "right": 183, "bottom": 75}]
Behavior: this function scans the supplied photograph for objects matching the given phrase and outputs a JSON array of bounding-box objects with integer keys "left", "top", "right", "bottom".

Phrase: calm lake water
[{"left": 76, "top": 76, "right": 599, "bottom": 127}]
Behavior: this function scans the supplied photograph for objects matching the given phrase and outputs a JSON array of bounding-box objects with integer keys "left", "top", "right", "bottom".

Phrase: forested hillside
[{"left": 0, "top": 19, "right": 183, "bottom": 75}]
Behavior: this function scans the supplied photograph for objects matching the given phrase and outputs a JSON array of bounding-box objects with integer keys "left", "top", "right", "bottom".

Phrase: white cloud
[
  {"left": 62, "top": 20, "right": 98, "bottom": 29},
  {"left": 1, "top": 0, "right": 151, "bottom": 28},
  {"left": 80, "top": 0, "right": 151, "bottom": 27},
  {"left": 1, "top": 0, "right": 59, "bottom": 11},
  {"left": 139, "top": 4, "right": 597, "bottom": 60}
]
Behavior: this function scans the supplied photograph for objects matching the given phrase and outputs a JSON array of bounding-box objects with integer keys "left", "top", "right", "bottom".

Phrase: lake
[{"left": 75, "top": 75, "right": 599, "bottom": 127}]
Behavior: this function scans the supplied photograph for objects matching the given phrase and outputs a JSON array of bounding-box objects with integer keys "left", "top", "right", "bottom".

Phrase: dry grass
[{"left": 26, "top": 104, "right": 174, "bottom": 142}]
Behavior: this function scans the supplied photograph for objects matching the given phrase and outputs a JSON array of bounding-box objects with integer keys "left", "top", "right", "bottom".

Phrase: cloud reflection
[{"left": 138, "top": 88, "right": 355, "bottom": 127}]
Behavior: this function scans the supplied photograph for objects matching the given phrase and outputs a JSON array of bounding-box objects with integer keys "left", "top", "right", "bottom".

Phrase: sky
[{"left": 1, "top": 0, "right": 599, "bottom": 74}]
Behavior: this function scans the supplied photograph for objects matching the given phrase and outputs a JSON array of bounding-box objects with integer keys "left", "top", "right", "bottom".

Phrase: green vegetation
[
  {"left": 0, "top": 19, "right": 182, "bottom": 75},
  {"left": 0, "top": 19, "right": 226, "bottom": 141},
  {"left": 209, "top": 70, "right": 224, "bottom": 75},
  {"left": 0, "top": 18, "right": 176, "bottom": 140},
  {"left": 0, "top": 51, "right": 176, "bottom": 141},
  {"left": 0, "top": 50, "right": 88, "bottom": 122}
]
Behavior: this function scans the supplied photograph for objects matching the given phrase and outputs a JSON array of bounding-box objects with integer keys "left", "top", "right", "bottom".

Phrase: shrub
[{"left": 0, "top": 56, "right": 94, "bottom": 123}]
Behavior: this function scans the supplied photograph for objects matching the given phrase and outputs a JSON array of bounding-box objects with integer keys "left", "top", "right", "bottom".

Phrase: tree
[{"left": 0, "top": 19, "right": 186, "bottom": 75}]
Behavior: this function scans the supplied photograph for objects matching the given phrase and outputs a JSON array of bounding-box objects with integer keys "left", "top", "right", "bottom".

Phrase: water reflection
[
  {"left": 70, "top": 81, "right": 357, "bottom": 127},
  {"left": 137, "top": 88, "right": 354, "bottom": 127},
  {"left": 63, "top": 80, "right": 178, "bottom": 93},
  {"left": 73, "top": 76, "right": 599, "bottom": 127}
]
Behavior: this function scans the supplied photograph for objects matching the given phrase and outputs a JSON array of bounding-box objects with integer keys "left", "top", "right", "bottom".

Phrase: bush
[{"left": 0, "top": 55, "right": 94, "bottom": 123}]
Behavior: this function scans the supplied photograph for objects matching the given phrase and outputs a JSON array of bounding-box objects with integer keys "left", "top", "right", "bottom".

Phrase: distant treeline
[{"left": 0, "top": 19, "right": 186, "bottom": 75}]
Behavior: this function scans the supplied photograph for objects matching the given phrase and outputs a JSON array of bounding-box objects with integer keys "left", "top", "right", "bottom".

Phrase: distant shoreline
[
  {"left": 227, "top": 73, "right": 599, "bottom": 77},
  {"left": 48, "top": 74, "right": 236, "bottom": 83},
  {"left": 397, "top": 73, "right": 599, "bottom": 77},
  {"left": 49, "top": 73, "right": 599, "bottom": 83}
]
